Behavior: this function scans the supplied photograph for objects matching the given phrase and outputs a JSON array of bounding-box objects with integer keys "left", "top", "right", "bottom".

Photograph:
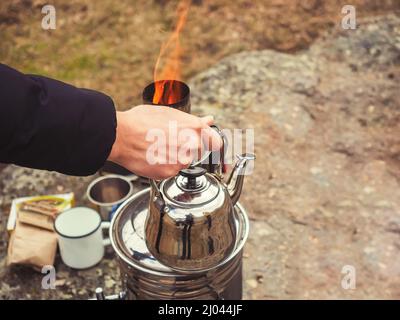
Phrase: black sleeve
[{"left": 0, "top": 63, "right": 117, "bottom": 176}]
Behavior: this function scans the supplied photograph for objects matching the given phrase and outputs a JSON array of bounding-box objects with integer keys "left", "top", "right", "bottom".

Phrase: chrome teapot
[{"left": 146, "top": 153, "right": 255, "bottom": 271}]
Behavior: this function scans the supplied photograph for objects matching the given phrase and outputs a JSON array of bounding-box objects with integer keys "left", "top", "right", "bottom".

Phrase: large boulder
[{"left": 190, "top": 14, "right": 400, "bottom": 299}]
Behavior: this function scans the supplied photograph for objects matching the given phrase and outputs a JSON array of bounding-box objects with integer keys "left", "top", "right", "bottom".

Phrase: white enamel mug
[{"left": 54, "top": 207, "right": 110, "bottom": 269}]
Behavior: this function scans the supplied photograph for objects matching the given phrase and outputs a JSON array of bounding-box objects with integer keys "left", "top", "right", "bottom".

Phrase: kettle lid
[{"left": 162, "top": 167, "right": 220, "bottom": 206}]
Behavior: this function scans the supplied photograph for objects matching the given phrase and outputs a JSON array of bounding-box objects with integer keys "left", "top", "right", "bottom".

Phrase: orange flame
[{"left": 153, "top": 0, "right": 191, "bottom": 105}]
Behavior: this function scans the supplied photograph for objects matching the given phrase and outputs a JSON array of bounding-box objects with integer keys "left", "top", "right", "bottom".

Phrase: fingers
[
  {"left": 199, "top": 115, "right": 223, "bottom": 151},
  {"left": 178, "top": 154, "right": 193, "bottom": 167},
  {"left": 147, "top": 163, "right": 190, "bottom": 180},
  {"left": 201, "top": 115, "right": 214, "bottom": 126},
  {"left": 201, "top": 126, "right": 223, "bottom": 152},
  {"left": 121, "top": 106, "right": 224, "bottom": 180}
]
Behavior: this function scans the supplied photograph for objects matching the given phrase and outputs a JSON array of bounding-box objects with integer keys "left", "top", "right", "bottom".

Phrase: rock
[
  {"left": 363, "top": 186, "right": 375, "bottom": 194},
  {"left": 191, "top": 15, "right": 400, "bottom": 299},
  {"left": 78, "top": 289, "right": 87, "bottom": 295},
  {"left": 104, "top": 278, "right": 116, "bottom": 289},
  {"left": 57, "top": 271, "right": 69, "bottom": 279},
  {"left": 246, "top": 279, "right": 258, "bottom": 289},
  {"left": 311, "top": 15, "right": 400, "bottom": 70},
  {"left": 55, "top": 279, "right": 66, "bottom": 287}
]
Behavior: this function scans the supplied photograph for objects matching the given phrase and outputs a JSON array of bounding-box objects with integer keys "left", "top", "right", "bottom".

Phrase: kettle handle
[
  {"left": 191, "top": 125, "right": 227, "bottom": 172},
  {"left": 150, "top": 179, "right": 162, "bottom": 197},
  {"left": 209, "top": 125, "right": 228, "bottom": 175}
]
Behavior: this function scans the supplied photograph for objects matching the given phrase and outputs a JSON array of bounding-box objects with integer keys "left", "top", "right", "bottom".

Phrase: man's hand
[{"left": 108, "top": 105, "right": 222, "bottom": 180}]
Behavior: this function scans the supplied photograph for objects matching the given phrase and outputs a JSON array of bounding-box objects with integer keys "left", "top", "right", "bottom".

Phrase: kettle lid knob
[{"left": 179, "top": 167, "right": 207, "bottom": 189}]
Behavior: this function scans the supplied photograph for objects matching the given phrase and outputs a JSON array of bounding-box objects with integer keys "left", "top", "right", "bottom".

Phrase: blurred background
[
  {"left": 1, "top": 0, "right": 400, "bottom": 300},
  {"left": 0, "top": 0, "right": 398, "bottom": 107}
]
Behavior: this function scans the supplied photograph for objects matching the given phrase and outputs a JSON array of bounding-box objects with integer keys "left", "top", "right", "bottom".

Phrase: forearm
[{"left": 0, "top": 63, "right": 117, "bottom": 176}]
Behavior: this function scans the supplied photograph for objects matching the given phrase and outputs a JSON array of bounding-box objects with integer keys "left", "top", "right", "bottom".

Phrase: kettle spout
[{"left": 227, "top": 153, "right": 256, "bottom": 205}]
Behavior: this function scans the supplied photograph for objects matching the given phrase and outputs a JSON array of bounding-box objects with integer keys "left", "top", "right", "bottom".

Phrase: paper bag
[{"left": 7, "top": 219, "right": 58, "bottom": 269}]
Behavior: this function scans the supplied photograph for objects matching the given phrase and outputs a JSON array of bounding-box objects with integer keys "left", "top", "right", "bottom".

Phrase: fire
[{"left": 153, "top": 0, "right": 191, "bottom": 105}]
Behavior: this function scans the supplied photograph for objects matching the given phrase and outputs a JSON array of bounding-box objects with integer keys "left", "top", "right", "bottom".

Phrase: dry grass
[{"left": 0, "top": 0, "right": 399, "bottom": 108}]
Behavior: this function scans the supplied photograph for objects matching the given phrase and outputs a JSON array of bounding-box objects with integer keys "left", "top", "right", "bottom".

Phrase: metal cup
[
  {"left": 142, "top": 80, "right": 191, "bottom": 113},
  {"left": 86, "top": 175, "right": 137, "bottom": 221}
]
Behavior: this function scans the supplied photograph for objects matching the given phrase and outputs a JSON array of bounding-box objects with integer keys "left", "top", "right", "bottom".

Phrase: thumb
[{"left": 201, "top": 115, "right": 214, "bottom": 126}]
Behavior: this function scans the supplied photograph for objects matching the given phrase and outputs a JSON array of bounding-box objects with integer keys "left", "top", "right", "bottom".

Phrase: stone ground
[{"left": 1, "top": 14, "right": 400, "bottom": 299}]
